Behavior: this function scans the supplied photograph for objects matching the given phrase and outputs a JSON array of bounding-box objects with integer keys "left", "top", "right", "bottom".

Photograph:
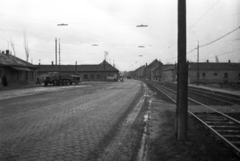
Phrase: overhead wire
[
  {"left": 160, "top": 0, "right": 221, "bottom": 60},
  {"left": 199, "top": 47, "right": 240, "bottom": 61}
]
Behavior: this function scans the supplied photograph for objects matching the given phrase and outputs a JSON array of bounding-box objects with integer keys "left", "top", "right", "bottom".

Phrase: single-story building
[
  {"left": 188, "top": 61, "right": 240, "bottom": 84},
  {"left": 160, "top": 61, "right": 240, "bottom": 84},
  {"left": 162, "top": 65, "right": 176, "bottom": 82},
  {"left": 35, "top": 60, "right": 119, "bottom": 82},
  {"left": 152, "top": 64, "right": 173, "bottom": 81},
  {"left": 0, "top": 50, "right": 38, "bottom": 87}
]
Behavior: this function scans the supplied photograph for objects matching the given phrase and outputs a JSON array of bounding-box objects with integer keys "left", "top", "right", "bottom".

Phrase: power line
[
  {"left": 200, "top": 26, "right": 240, "bottom": 48},
  {"left": 199, "top": 47, "right": 240, "bottom": 61},
  {"left": 188, "top": 0, "right": 221, "bottom": 30},
  {"left": 161, "top": 26, "right": 240, "bottom": 62},
  {"left": 160, "top": 0, "right": 221, "bottom": 56}
]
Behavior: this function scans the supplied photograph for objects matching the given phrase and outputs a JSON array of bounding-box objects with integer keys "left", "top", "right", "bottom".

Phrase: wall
[
  {"left": 0, "top": 66, "right": 37, "bottom": 87},
  {"left": 162, "top": 70, "right": 175, "bottom": 82},
  {"left": 189, "top": 69, "right": 240, "bottom": 84}
]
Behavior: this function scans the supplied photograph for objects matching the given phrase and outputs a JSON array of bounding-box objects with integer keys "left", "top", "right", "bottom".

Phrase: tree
[{"left": 24, "top": 32, "right": 30, "bottom": 62}]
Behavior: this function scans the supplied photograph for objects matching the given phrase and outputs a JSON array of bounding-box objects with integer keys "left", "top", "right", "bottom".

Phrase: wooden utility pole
[
  {"left": 176, "top": 0, "right": 188, "bottom": 141},
  {"left": 75, "top": 61, "right": 77, "bottom": 73},
  {"left": 55, "top": 38, "right": 57, "bottom": 65},
  {"left": 197, "top": 40, "right": 199, "bottom": 85},
  {"left": 59, "top": 38, "right": 61, "bottom": 73}
]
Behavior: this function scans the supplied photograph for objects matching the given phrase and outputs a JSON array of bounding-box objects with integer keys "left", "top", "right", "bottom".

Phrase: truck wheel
[
  {"left": 53, "top": 80, "right": 57, "bottom": 86},
  {"left": 44, "top": 82, "right": 48, "bottom": 86}
]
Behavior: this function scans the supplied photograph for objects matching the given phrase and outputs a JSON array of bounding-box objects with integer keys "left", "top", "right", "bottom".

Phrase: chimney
[
  {"left": 206, "top": 60, "right": 209, "bottom": 63},
  {"left": 52, "top": 61, "right": 54, "bottom": 65},
  {"left": 6, "top": 50, "right": 10, "bottom": 55},
  {"left": 228, "top": 60, "right": 231, "bottom": 63}
]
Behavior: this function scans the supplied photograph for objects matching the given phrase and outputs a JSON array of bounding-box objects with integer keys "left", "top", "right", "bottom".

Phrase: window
[
  {"left": 214, "top": 73, "right": 217, "bottom": 76},
  {"left": 90, "top": 74, "right": 94, "bottom": 79},
  {"left": 30, "top": 72, "right": 34, "bottom": 80},
  {"left": 25, "top": 71, "right": 28, "bottom": 80},
  {"left": 16, "top": 71, "right": 19, "bottom": 80},
  {"left": 224, "top": 73, "right": 228, "bottom": 78},
  {"left": 97, "top": 74, "right": 101, "bottom": 79},
  {"left": 202, "top": 73, "right": 206, "bottom": 77},
  {"left": 84, "top": 74, "right": 88, "bottom": 79}
]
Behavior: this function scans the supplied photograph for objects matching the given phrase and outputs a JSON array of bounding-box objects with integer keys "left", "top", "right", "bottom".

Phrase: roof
[
  {"left": 188, "top": 62, "right": 240, "bottom": 70},
  {"left": 152, "top": 64, "right": 173, "bottom": 72},
  {"left": 35, "top": 60, "right": 119, "bottom": 72},
  {"left": 163, "top": 65, "right": 175, "bottom": 71},
  {"left": 148, "top": 59, "right": 160, "bottom": 68},
  {"left": 0, "top": 52, "right": 36, "bottom": 68}
]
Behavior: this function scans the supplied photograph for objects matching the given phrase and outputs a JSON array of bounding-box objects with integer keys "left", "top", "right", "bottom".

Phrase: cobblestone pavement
[{"left": 0, "top": 80, "right": 143, "bottom": 161}]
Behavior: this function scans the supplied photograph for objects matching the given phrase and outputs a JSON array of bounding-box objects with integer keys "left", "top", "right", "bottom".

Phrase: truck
[{"left": 44, "top": 72, "right": 81, "bottom": 86}]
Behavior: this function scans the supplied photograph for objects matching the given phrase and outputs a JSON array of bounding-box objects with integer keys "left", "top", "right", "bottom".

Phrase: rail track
[
  {"left": 162, "top": 82, "right": 240, "bottom": 106},
  {"left": 144, "top": 80, "right": 240, "bottom": 156}
]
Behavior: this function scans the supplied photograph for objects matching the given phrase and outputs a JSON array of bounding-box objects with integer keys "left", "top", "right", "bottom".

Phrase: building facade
[
  {"left": 0, "top": 50, "right": 37, "bottom": 87},
  {"left": 188, "top": 62, "right": 240, "bottom": 84},
  {"left": 161, "top": 62, "right": 240, "bottom": 84},
  {"left": 36, "top": 60, "right": 119, "bottom": 82},
  {"left": 162, "top": 65, "right": 176, "bottom": 82}
]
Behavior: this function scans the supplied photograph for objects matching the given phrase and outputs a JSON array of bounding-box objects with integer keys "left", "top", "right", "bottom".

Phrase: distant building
[
  {"left": 145, "top": 59, "right": 160, "bottom": 80},
  {"left": 134, "top": 65, "right": 145, "bottom": 79},
  {"left": 162, "top": 65, "right": 176, "bottom": 82},
  {"left": 35, "top": 60, "right": 119, "bottom": 81},
  {"left": 132, "top": 59, "right": 161, "bottom": 80},
  {"left": 152, "top": 64, "right": 172, "bottom": 81},
  {"left": 188, "top": 61, "right": 240, "bottom": 84},
  {"left": 160, "top": 61, "right": 240, "bottom": 84},
  {"left": 0, "top": 50, "right": 37, "bottom": 87}
]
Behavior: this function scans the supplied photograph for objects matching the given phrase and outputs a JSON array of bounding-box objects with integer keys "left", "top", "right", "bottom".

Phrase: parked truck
[{"left": 44, "top": 72, "right": 81, "bottom": 86}]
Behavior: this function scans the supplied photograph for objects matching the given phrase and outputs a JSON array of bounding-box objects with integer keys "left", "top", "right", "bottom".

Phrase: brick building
[{"left": 36, "top": 60, "right": 119, "bottom": 81}]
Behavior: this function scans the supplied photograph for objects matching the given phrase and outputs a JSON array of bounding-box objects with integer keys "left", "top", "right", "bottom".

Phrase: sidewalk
[
  {"left": 0, "top": 81, "right": 112, "bottom": 92},
  {"left": 0, "top": 84, "right": 41, "bottom": 91}
]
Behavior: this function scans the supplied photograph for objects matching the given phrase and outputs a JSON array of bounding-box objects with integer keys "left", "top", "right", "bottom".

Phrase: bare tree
[
  {"left": 10, "top": 40, "right": 16, "bottom": 57},
  {"left": 215, "top": 55, "right": 219, "bottom": 62},
  {"left": 24, "top": 32, "right": 30, "bottom": 62}
]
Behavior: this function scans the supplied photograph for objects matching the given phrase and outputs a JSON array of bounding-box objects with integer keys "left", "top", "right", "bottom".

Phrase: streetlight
[
  {"left": 136, "top": 24, "right": 148, "bottom": 27},
  {"left": 57, "top": 23, "right": 68, "bottom": 26}
]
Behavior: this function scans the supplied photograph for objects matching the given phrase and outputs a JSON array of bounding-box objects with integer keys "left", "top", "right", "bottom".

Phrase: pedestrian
[
  {"left": 3, "top": 75, "right": 8, "bottom": 87},
  {"left": 37, "top": 77, "right": 40, "bottom": 85}
]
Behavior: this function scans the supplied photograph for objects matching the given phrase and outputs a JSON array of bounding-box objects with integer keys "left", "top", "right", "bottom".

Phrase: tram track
[
  {"left": 144, "top": 80, "right": 240, "bottom": 156},
  {"left": 163, "top": 82, "right": 240, "bottom": 106}
]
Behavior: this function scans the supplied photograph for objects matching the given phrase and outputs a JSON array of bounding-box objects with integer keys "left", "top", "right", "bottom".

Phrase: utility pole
[
  {"left": 159, "top": 60, "right": 161, "bottom": 81},
  {"left": 59, "top": 38, "right": 61, "bottom": 73},
  {"left": 75, "top": 61, "right": 77, "bottom": 73},
  {"left": 176, "top": 0, "right": 188, "bottom": 141},
  {"left": 197, "top": 40, "right": 199, "bottom": 85},
  {"left": 55, "top": 38, "right": 57, "bottom": 65}
]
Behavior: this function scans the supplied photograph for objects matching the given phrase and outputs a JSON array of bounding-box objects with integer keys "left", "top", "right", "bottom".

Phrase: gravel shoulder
[{"left": 146, "top": 98, "right": 239, "bottom": 161}]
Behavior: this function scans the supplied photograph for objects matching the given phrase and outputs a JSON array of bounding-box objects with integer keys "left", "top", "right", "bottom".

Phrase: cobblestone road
[{"left": 0, "top": 80, "right": 143, "bottom": 161}]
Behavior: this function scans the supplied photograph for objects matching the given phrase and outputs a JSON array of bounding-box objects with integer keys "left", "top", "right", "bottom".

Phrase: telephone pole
[
  {"left": 176, "top": 0, "right": 188, "bottom": 141},
  {"left": 59, "top": 38, "right": 61, "bottom": 73},
  {"left": 197, "top": 40, "right": 199, "bottom": 85},
  {"left": 55, "top": 38, "right": 57, "bottom": 65}
]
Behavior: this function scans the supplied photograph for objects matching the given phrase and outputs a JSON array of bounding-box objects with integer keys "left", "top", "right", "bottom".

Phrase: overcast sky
[{"left": 0, "top": 0, "right": 239, "bottom": 71}]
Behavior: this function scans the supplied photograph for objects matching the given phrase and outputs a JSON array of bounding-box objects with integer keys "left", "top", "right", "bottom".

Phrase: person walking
[{"left": 3, "top": 75, "right": 8, "bottom": 87}]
